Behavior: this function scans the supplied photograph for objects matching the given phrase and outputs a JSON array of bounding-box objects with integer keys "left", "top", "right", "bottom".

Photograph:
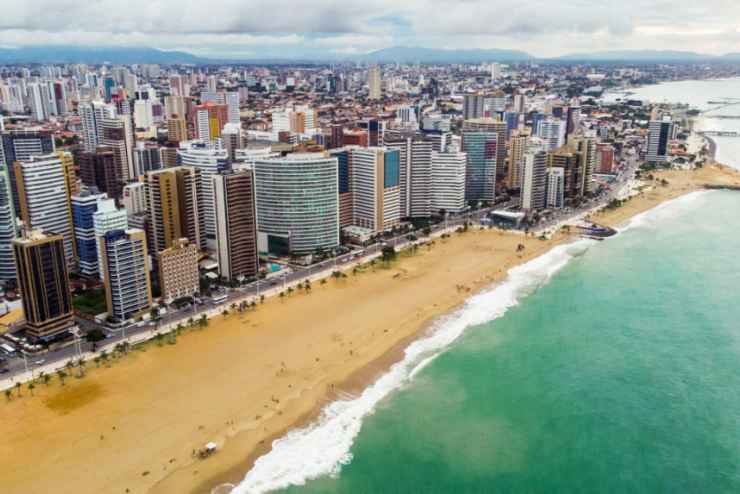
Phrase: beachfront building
[
  {"left": 350, "top": 147, "right": 401, "bottom": 233},
  {"left": 158, "top": 238, "right": 199, "bottom": 303},
  {"left": 0, "top": 164, "right": 17, "bottom": 283},
  {"left": 546, "top": 167, "right": 565, "bottom": 208},
  {"left": 93, "top": 198, "right": 129, "bottom": 280},
  {"left": 385, "top": 135, "right": 434, "bottom": 218},
  {"left": 177, "top": 140, "right": 229, "bottom": 246},
  {"left": 213, "top": 168, "right": 259, "bottom": 281},
  {"left": 253, "top": 153, "right": 339, "bottom": 256},
  {"left": 144, "top": 166, "right": 204, "bottom": 256},
  {"left": 461, "top": 131, "right": 498, "bottom": 204},
  {"left": 520, "top": 150, "right": 547, "bottom": 212},
  {"left": 329, "top": 147, "right": 353, "bottom": 228},
  {"left": 430, "top": 150, "right": 467, "bottom": 214},
  {"left": 101, "top": 228, "right": 152, "bottom": 323},
  {"left": 71, "top": 189, "right": 107, "bottom": 277},
  {"left": 13, "top": 230, "right": 75, "bottom": 342},
  {"left": 14, "top": 153, "right": 76, "bottom": 263},
  {"left": 463, "top": 118, "right": 508, "bottom": 191},
  {"left": 508, "top": 131, "right": 530, "bottom": 190},
  {"left": 647, "top": 117, "right": 674, "bottom": 165}
]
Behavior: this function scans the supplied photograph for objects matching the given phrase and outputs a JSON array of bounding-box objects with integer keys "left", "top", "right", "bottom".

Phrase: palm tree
[
  {"left": 279, "top": 292, "right": 285, "bottom": 301},
  {"left": 187, "top": 317, "right": 195, "bottom": 327},
  {"left": 176, "top": 323, "right": 184, "bottom": 334},
  {"left": 14, "top": 382, "right": 21, "bottom": 397},
  {"left": 230, "top": 303, "right": 237, "bottom": 312},
  {"left": 154, "top": 333, "right": 164, "bottom": 346},
  {"left": 320, "top": 279, "right": 327, "bottom": 287},
  {"left": 28, "top": 382, "right": 35, "bottom": 396},
  {"left": 94, "top": 356, "right": 101, "bottom": 368},
  {"left": 222, "top": 309, "right": 229, "bottom": 317},
  {"left": 260, "top": 295, "right": 265, "bottom": 304},
  {"left": 42, "top": 372, "right": 51, "bottom": 386},
  {"left": 57, "top": 370, "right": 67, "bottom": 386},
  {"left": 199, "top": 314, "right": 208, "bottom": 328},
  {"left": 77, "top": 360, "right": 86, "bottom": 378},
  {"left": 287, "top": 286, "right": 294, "bottom": 296},
  {"left": 4, "top": 389, "right": 11, "bottom": 401}
]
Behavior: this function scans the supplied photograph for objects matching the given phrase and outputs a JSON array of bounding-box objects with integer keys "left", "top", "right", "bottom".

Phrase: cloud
[{"left": 1, "top": 0, "right": 740, "bottom": 58}]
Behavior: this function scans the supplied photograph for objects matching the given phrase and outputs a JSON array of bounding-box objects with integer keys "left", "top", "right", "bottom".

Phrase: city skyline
[{"left": 3, "top": 1, "right": 740, "bottom": 59}]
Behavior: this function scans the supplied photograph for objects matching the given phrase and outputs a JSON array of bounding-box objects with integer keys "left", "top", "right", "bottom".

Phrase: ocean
[{"left": 228, "top": 81, "right": 740, "bottom": 494}]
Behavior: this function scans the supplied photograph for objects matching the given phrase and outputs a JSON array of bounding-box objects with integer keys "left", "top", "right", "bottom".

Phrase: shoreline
[{"left": 1, "top": 165, "right": 739, "bottom": 494}]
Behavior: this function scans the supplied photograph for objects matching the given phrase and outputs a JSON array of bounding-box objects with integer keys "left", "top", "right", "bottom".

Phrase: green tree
[
  {"left": 28, "top": 382, "right": 35, "bottom": 396},
  {"left": 4, "top": 389, "right": 11, "bottom": 401}
]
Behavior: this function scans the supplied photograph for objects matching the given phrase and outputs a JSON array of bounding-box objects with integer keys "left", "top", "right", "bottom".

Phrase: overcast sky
[{"left": 1, "top": 1, "right": 740, "bottom": 59}]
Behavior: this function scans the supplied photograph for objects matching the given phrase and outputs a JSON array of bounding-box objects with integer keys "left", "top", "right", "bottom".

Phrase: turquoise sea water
[
  {"left": 230, "top": 80, "right": 740, "bottom": 494},
  {"left": 270, "top": 190, "right": 740, "bottom": 494},
  {"left": 230, "top": 190, "right": 740, "bottom": 494}
]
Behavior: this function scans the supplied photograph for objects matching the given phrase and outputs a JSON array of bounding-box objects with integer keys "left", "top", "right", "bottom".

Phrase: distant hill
[
  {"left": 556, "top": 50, "right": 714, "bottom": 62},
  {"left": 356, "top": 46, "right": 534, "bottom": 64},
  {"left": 0, "top": 46, "right": 206, "bottom": 65}
]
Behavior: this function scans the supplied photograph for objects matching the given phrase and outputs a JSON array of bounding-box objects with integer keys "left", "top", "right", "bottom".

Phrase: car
[
  {"left": 0, "top": 368, "right": 9, "bottom": 374},
  {"left": 34, "top": 359, "right": 46, "bottom": 365}
]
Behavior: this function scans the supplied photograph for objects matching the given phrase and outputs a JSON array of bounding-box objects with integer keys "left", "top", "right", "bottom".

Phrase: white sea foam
[
  {"left": 618, "top": 189, "right": 712, "bottom": 232},
  {"left": 224, "top": 239, "right": 594, "bottom": 494}
]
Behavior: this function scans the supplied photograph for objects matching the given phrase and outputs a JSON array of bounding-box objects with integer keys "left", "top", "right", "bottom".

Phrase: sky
[{"left": 1, "top": 1, "right": 740, "bottom": 59}]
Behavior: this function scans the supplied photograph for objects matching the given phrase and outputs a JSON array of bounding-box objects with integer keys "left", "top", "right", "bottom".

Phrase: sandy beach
[{"left": 1, "top": 164, "right": 739, "bottom": 494}]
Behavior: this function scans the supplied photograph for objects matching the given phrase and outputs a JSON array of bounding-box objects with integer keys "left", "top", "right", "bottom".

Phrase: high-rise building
[
  {"left": 221, "top": 123, "right": 243, "bottom": 161},
  {"left": 0, "top": 164, "right": 17, "bottom": 282},
  {"left": 329, "top": 148, "right": 353, "bottom": 228},
  {"left": 225, "top": 91, "right": 240, "bottom": 125},
  {"left": 463, "top": 118, "right": 508, "bottom": 190},
  {"left": 14, "top": 153, "right": 76, "bottom": 263},
  {"left": 71, "top": 189, "right": 107, "bottom": 277},
  {"left": 508, "top": 132, "right": 530, "bottom": 190},
  {"left": 431, "top": 150, "right": 467, "bottom": 214},
  {"left": 144, "top": 166, "right": 203, "bottom": 255},
  {"left": 167, "top": 117, "right": 188, "bottom": 143},
  {"left": 79, "top": 100, "right": 115, "bottom": 152},
  {"left": 571, "top": 136, "right": 597, "bottom": 196},
  {"left": 79, "top": 146, "right": 124, "bottom": 200},
  {"left": 122, "top": 182, "right": 147, "bottom": 215},
  {"left": 213, "top": 169, "right": 259, "bottom": 281},
  {"left": 461, "top": 131, "right": 498, "bottom": 203},
  {"left": 101, "top": 229, "right": 151, "bottom": 323},
  {"left": 539, "top": 119, "right": 566, "bottom": 151},
  {"left": 158, "top": 238, "right": 199, "bottom": 302},
  {"left": 191, "top": 102, "right": 228, "bottom": 141},
  {"left": 520, "top": 150, "right": 547, "bottom": 212},
  {"left": 133, "top": 142, "right": 163, "bottom": 176},
  {"left": 368, "top": 67, "right": 382, "bottom": 100},
  {"left": 647, "top": 117, "right": 674, "bottom": 165},
  {"left": 100, "top": 115, "right": 135, "bottom": 183},
  {"left": 0, "top": 129, "right": 55, "bottom": 212},
  {"left": 596, "top": 143, "right": 615, "bottom": 174},
  {"left": 13, "top": 230, "right": 75, "bottom": 341},
  {"left": 349, "top": 147, "right": 401, "bottom": 233},
  {"left": 463, "top": 94, "right": 485, "bottom": 120},
  {"left": 177, "top": 140, "right": 228, "bottom": 244},
  {"left": 545, "top": 167, "right": 565, "bottom": 208},
  {"left": 385, "top": 135, "right": 434, "bottom": 218},
  {"left": 93, "top": 198, "right": 129, "bottom": 281},
  {"left": 253, "top": 153, "right": 339, "bottom": 255}
]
